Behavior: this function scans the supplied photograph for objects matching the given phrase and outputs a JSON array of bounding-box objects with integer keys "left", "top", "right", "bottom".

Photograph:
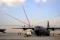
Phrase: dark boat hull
[
  {"left": 34, "top": 26, "right": 50, "bottom": 36},
  {"left": 0, "top": 29, "right": 6, "bottom": 33}
]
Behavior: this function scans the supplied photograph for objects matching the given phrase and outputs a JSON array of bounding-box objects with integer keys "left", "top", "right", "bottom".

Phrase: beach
[{"left": 0, "top": 32, "right": 60, "bottom": 40}]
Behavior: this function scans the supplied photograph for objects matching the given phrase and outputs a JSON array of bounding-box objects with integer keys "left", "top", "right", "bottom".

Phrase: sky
[{"left": 0, "top": 0, "right": 60, "bottom": 29}]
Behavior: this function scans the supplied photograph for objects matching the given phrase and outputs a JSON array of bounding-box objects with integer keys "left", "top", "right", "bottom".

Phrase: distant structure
[{"left": 0, "top": 29, "right": 6, "bottom": 33}]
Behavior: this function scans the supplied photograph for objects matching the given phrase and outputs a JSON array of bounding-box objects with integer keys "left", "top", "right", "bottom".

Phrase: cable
[
  {"left": 5, "top": 13, "right": 29, "bottom": 25},
  {"left": 22, "top": 6, "right": 31, "bottom": 27}
]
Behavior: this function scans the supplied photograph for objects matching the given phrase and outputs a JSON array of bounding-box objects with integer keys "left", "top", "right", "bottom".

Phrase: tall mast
[
  {"left": 47, "top": 20, "right": 49, "bottom": 30},
  {"left": 22, "top": 6, "right": 30, "bottom": 27},
  {"left": 47, "top": 21, "right": 49, "bottom": 28}
]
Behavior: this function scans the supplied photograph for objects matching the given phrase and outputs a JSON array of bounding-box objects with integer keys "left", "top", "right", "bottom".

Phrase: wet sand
[{"left": 0, "top": 33, "right": 60, "bottom": 40}]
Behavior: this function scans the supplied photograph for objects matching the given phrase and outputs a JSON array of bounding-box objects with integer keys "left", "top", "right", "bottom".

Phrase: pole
[{"left": 22, "top": 6, "right": 31, "bottom": 27}]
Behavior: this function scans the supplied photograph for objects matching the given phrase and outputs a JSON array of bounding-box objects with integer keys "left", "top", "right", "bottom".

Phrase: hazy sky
[{"left": 0, "top": 0, "right": 60, "bottom": 29}]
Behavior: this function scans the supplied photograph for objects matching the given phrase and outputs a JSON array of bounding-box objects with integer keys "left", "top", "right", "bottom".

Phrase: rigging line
[
  {"left": 22, "top": 6, "right": 31, "bottom": 27},
  {"left": 5, "top": 13, "right": 29, "bottom": 25}
]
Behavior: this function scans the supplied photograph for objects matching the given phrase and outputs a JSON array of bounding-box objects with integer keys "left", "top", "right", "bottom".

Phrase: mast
[
  {"left": 22, "top": 6, "right": 31, "bottom": 27},
  {"left": 47, "top": 20, "right": 49, "bottom": 30}
]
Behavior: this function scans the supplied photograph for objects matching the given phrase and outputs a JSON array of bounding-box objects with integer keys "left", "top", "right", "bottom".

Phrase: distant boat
[{"left": 0, "top": 29, "right": 6, "bottom": 33}]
